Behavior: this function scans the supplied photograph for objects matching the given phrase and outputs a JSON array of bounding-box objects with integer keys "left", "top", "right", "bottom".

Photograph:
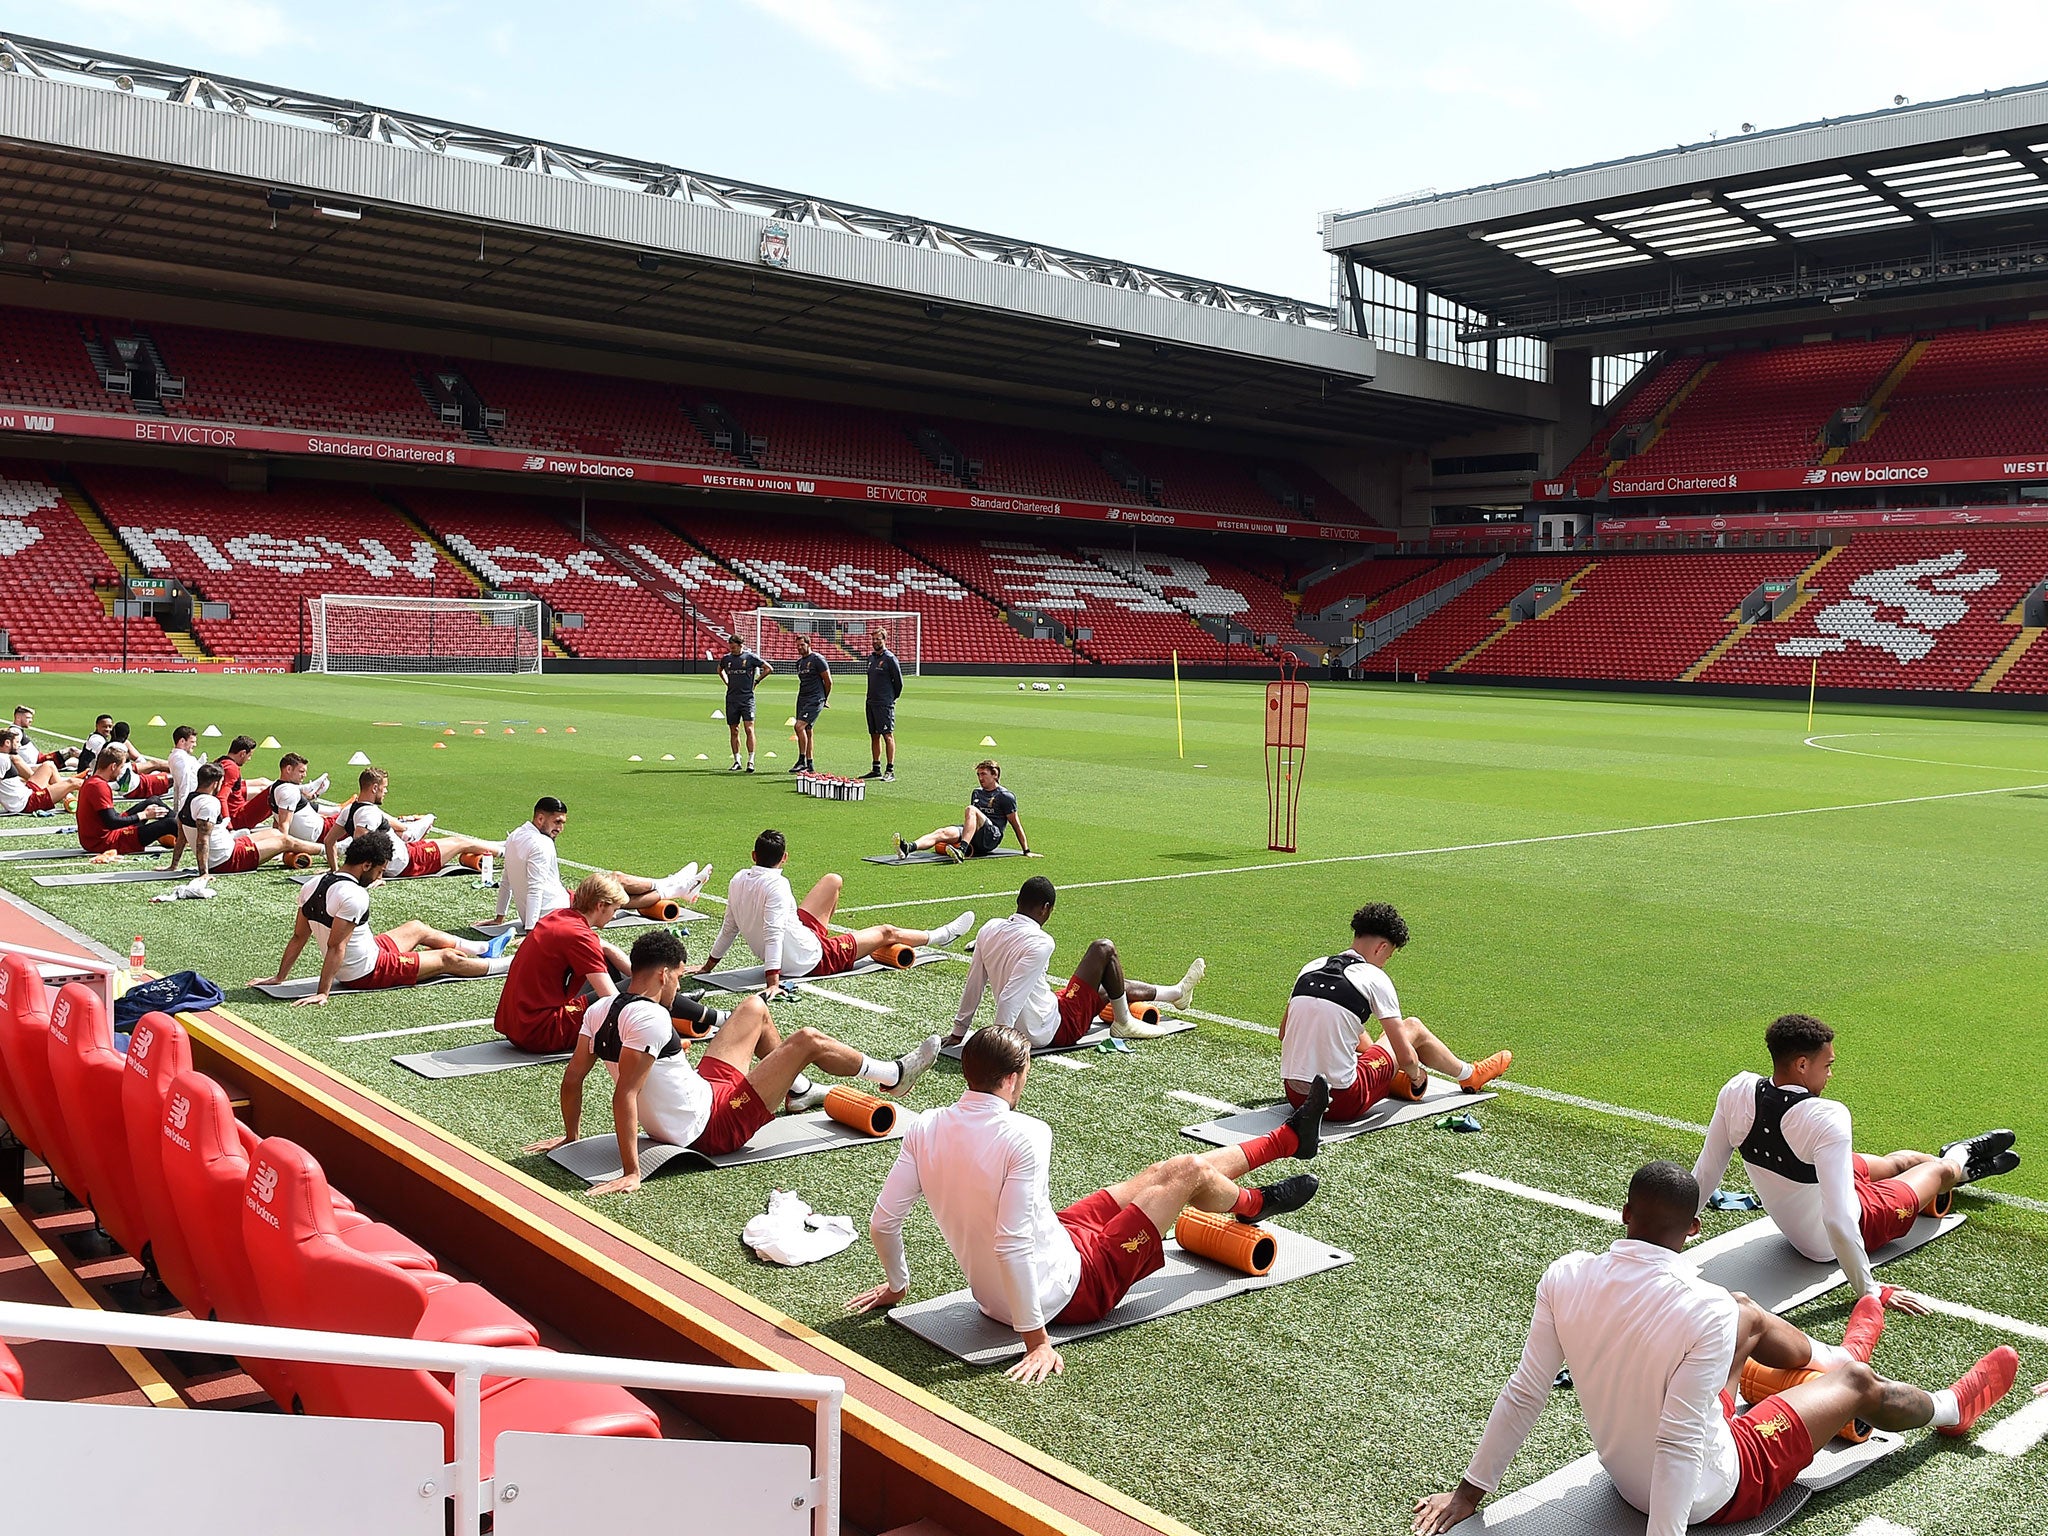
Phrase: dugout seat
[
  {"left": 0, "top": 954, "right": 93, "bottom": 1201},
  {"left": 0, "top": 1341, "right": 20, "bottom": 1399},
  {"left": 44, "top": 982, "right": 151, "bottom": 1257},
  {"left": 121, "top": 1013, "right": 209, "bottom": 1312},
  {"left": 0, "top": 962, "right": 36, "bottom": 1162}
]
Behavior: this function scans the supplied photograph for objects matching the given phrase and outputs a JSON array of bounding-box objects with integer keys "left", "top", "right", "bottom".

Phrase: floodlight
[
  {"left": 313, "top": 200, "right": 363, "bottom": 221},
  {"left": 636, "top": 253, "right": 661, "bottom": 273},
  {"left": 1088, "top": 334, "right": 1120, "bottom": 349}
]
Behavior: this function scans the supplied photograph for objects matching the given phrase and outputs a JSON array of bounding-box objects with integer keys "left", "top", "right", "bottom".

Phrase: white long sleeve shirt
[
  {"left": 869, "top": 1092, "right": 1080, "bottom": 1333},
  {"left": 706, "top": 864, "right": 821, "bottom": 977},
  {"left": 168, "top": 747, "right": 200, "bottom": 812},
  {"left": 496, "top": 820, "right": 570, "bottom": 929},
  {"left": 1465, "top": 1241, "right": 1741, "bottom": 1536},
  {"left": 1691, "top": 1072, "right": 1875, "bottom": 1298},
  {"left": 952, "top": 912, "right": 1059, "bottom": 1045}
]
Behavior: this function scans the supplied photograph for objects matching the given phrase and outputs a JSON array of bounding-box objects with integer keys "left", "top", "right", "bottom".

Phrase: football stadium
[{"left": 0, "top": 29, "right": 2044, "bottom": 1536}]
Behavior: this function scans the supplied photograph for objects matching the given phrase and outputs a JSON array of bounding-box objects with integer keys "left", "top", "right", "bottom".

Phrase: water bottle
[
  {"left": 129, "top": 935, "right": 146, "bottom": 984},
  {"left": 479, "top": 853, "right": 495, "bottom": 888}
]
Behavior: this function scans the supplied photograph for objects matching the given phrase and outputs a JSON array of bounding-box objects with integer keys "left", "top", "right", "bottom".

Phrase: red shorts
[
  {"left": 794, "top": 906, "right": 859, "bottom": 977},
  {"left": 106, "top": 826, "right": 145, "bottom": 857},
  {"left": 505, "top": 997, "right": 588, "bottom": 1055},
  {"left": 137, "top": 773, "right": 170, "bottom": 798},
  {"left": 1053, "top": 1189, "right": 1165, "bottom": 1324},
  {"left": 355, "top": 933, "right": 421, "bottom": 990},
  {"left": 1709, "top": 1389, "right": 1814, "bottom": 1524},
  {"left": 1051, "top": 977, "right": 1106, "bottom": 1047},
  {"left": 694, "top": 1056, "right": 775, "bottom": 1157},
  {"left": 217, "top": 834, "right": 261, "bottom": 874},
  {"left": 402, "top": 840, "right": 444, "bottom": 877},
  {"left": 22, "top": 785, "right": 53, "bottom": 814},
  {"left": 1288, "top": 1041, "right": 1399, "bottom": 1121},
  {"left": 1850, "top": 1155, "right": 1922, "bottom": 1250}
]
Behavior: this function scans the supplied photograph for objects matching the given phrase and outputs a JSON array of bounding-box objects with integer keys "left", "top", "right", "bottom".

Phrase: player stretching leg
[
  {"left": 497, "top": 796, "right": 712, "bottom": 966},
  {"left": 0, "top": 726, "right": 84, "bottom": 815},
  {"left": 1413, "top": 1161, "right": 2018, "bottom": 1534},
  {"left": 848, "top": 1026, "right": 1329, "bottom": 1384},
  {"left": 1281, "top": 902, "right": 1510, "bottom": 1121},
  {"left": 1692, "top": 1012, "right": 2017, "bottom": 1314},
  {"left": 717, "top": 633, "right": 773, "bottom": 772},
  {"left": 170, "top": 762, "right": 321, "bottom": 876},
  {"left": 319, "top": 767, "right": 499, "bottom": 877},
  {"left": 947, "top": 876, "right": 1203, "bottom": 1045},
  {"left": 896, "top": 758, "right": 1028, "bottom": 862}
]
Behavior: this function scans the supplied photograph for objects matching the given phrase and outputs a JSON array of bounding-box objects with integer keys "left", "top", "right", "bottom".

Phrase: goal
[
  {"left": 742, "top": 608, "right": 920, "bottom": 675},
  {"left": 306, "top": 594, "right": 545, "bottom": 675}
]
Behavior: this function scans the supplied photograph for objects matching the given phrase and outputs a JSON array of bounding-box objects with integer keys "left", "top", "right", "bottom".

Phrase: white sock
[
  {"left": 1110, "top": 993, "right": 1133, "bottom": 1027},
  {"left": 788, "top": 1073, "right": 814, "bottom": 1098},
  {"left": 654, "top": 862, "right": 699, "bottom": 901},
  {"left": 486, "top": 956, "right": 514, "bottom": 976},
  {"left": 747, "top": 753, "right": 756, "bottom": 767},
  {"left": 1448, "top": 1056, "right": 1474, "bottom": 1083},
  {"left": 1806, "top": 1339, "right": 1850, "bottom": 1371},
  {"left": 1929, "top": 1388, "right": 1960, "bottom": 1428},
  {"left": 1944, "top": 1144, "right": 1971, "bottom": 1173},
  {"left": 858, "top": 1055, "right": 899, "bottom": 1087},
  {"left": 458, "top": 938, "right": 489, "bottom": 956},
  {"left": 930, "top": 910, "right": 974, "bottom": 947}
]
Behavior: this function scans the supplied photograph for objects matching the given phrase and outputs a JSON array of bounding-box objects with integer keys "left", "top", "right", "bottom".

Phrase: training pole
[
  {"left": 1807, "top": 658, "right": 1818, "bottom": 734},
  {"left": 1173, "top": 650, "right": 1185, "bottom": 759},
  {"left": 1265, "top": 654, "right": 1310, "bottom": 853}
]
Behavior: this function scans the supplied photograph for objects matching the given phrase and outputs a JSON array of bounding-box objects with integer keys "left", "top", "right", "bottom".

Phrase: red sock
[
  {"left": 1231, "top": 1186, "right": 1265, "bottom": 1219},
  {"left": 1844, "top": 1290, "right": 1889, "bottom": 1362},
  {"left": 1237, "top": 1124, "right": 1297, "bottom": 1172}
]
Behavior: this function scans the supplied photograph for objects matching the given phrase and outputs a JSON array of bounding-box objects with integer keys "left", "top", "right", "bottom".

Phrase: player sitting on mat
[
  {"left": 0, "top": 726, "right": 84, "bottom": 816},
  {"left": 76, "top": 714, "right": 115, "bottom": 773},
  {"left": 255, "top": 831, "right": 514, "bottom": 1006},
  {"left": 1413, "top": 1161, "right": 2019, "bottom": 1535},
  {"left": 848, "top": 1026, "right": 1330, "bottom": 1385},
  {"left": 896, "top": 758, "right": 1028, "bottom": 863},
  {"left": 168, "top": 762, "right": 323, "bottom": 876},
  {"left": 105, "top": 724, "right": 171, "bottom": 798},
  {"left": 231, "top": 753, "right": 329, "bottom": 837},
  {"left": 74, "top": 747, "right": 174, "bottom": 856},
  {"left": 211, "top": 734, "right": 270, "bottom": 822},
  {"left": 524, "top": 926, "right": 943, "bottom": 1196},
  {"left": 946, "top": 875, "right": 1203, "bottom": 1046},
  {"left": 497, "top": 796, "right": 711, "bottom": 946},
  {"left": 320, "top": 766, "right": 499, "bottom": 878},
  {"left": 1280, "top": 902, "right": 1511, "bottom": 1122},
  {"left": 1692, "top": 1012, "right": 2017, "bottom": 1310},
  {"left": 694, "top": 828, "right": 974, "bottom": 999}
]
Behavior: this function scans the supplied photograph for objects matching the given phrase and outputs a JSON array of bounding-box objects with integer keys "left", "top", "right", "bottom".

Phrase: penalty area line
[
  {"left": 837, "top": 777, "right": 2048, "bottom": 915},
  {"left": 1977, "top": 1390, "right": 2048, "bottom": 1458}
]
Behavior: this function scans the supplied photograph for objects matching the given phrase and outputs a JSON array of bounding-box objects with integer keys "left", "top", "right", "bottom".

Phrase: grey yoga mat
[
  {"left": 546, "top": 1107, "right": 902, "bottom": 1182},
  {"left": 888, "top": 1224, "right": 1352, "bottom": 1365},
  {"left": 253, "top": 970, "right": 500, "bottom": 1001},
  {"left": 393, "top": 1036, "right": 568, "bottom": 1079},
  {"left": 693, "top": 947, "right": 955, "bottom": 993},
  {"left": 861, "top": 846, "right": 1031, "bottom": 866},
  {"left": 1686, "top": 1208, "right": 1965, "bottom": 1314},
  {"left": 1181, "top": 1076, "right": 1495, "bottom": 1148},
  {"left": 0, "top": 844, "right": 92, "bottom": 862}
]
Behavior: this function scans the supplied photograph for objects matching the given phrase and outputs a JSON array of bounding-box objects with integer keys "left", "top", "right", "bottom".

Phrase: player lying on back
[
  {"left": 523, "top": 926, "right": 943, "bottom": 1196},
  {"left": 230, "top": 753, "right": 332, "bottom": 836},
  {"left": 255, "top": 831, "right": 513, "bottom": 1006},
  {"left": 896, "top": 758, "right": 1028, "bottom": 862},
  {"left": 847, "top": 1027, "right": 1330, "bottom": 1385},
  {"left": 73, "top": 747, "right": 174, "bottom": 855},
  {"left": 1413, "top": 1161, "right": 2018, "bottom": 1536},
  {"left": 946, "top": 876, "right": 1203, "bottom": 1046},
  {"left": 1280, "top": 902, "right": 1511, "bottom": 1122},
  {"left": 497, "top": 795, "right": 712, "bottom": 972},
  {"left": 0, "top": 725, "right": 83, "bottom": 816},
  {"left": 320, "top": 766, "right": 499, "bottom": 878},
  {"left": 168, "top": 762, "right": 323, "bottom": 876},
  {"left": 1691, "top": 1012, "right": 2018, "bottom": 1309},
  {"left": 694, "top": 828, "right": 974, "bottom": 999}
]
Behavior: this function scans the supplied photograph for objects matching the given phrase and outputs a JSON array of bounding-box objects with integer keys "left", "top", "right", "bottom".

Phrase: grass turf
[{"left": 4, "top": 671, "right": 2045, "bottom": 1536}]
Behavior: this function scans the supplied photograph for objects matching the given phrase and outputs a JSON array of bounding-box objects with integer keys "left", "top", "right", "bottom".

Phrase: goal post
[
  {"left": 306, "top": 594, "right": 545, "bottom": 675},
  {"left": 743, "top": 608, "right": 920, "bottom": 675}
]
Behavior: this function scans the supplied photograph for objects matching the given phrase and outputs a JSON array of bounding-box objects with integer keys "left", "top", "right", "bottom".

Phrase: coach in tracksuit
[{"left": 863, "top": 626, "right": 905, "bottom": 782}]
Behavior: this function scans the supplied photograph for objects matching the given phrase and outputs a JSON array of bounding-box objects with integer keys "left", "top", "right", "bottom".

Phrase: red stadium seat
[
  {"left": 0, "top": 954, "right": 93, "bottom": 1201},
  {"left": 0, "top": 1342, "right": 21, "bottom": 1399},
  {"left": 121, "top": 1013, "right": 209, "bottom": 1313},
  {"left": 44, "top": 982, "right": 151, "bottom": 1257}
]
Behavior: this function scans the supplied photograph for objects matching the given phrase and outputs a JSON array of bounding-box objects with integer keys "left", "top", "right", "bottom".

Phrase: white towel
[
  {"left": 742, "top": 1189, "right": 858, "bottom": 1267},
  {"left": 150, "top": 877, "right": 217, "bottom": 904}
]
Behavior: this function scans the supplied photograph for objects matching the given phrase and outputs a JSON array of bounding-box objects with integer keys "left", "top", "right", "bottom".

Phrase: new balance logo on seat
[{"left": 251, "top": 1162, "right": 279, "bottom": 1204}]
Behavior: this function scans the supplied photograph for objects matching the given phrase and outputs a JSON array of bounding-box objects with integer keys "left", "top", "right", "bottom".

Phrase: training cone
[
  {"left": 347, "top": 751, "right": 371, "bottom": 766},
  {"left": 765, "top": 751, "right": 777, "bottom": 759},
  {"left": 432, "top": 741, "right": 446, "bottom": 750},
  {"left": 694, "top": 753, "right": 708, "bottom": 760},
  {"left": 980, "top": 736, "right": 996, "bottom": 746},
  {"left": 258, "top": 735, "right": 281, "bottom": 749},
  {"left": 661, "top": 753, "right": 676, "bottom": 761},
  {"left": 504, "top": 728, "right": 515, "bottom": 735},
  {"left": 536, "top": 727, "right": 547, "bottom": 734},
  {"left": 823, "top": 1087, "right": 897, "bottom": 1138},
  {"left": 564, "top": 726, "right": 577, "bottom": 734},
  {"left": 147, "top": 715, "right": 166, "bottom": 727},
  {"left": 442, "top": 728, "right": 455, "bottom": 736},
  {"left": 473, "top": 729, "right": 485, "bottom": 735},
  {"left": 201, "top": 725, "right": 221, "bottom": 737},
  {"left": 711, "top": 709, "right": 724, "bottom": 720},
  {"left": 628, "top": 754, "right": 642, "bottom": 762},
  {"left": 1175, "top": 1210, "right": 1276, "bottom": 1276},
  {"left": 785, "top": 717, "right": 797, "bottom": 727}
]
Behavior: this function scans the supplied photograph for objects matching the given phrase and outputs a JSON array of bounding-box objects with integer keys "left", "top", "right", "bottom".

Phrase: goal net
[
  {"left": 743, "top": 608, "right": 920, "bottom": 675},
  {"left": 307, "top": 594, "right": 545, "bottom": 675}
]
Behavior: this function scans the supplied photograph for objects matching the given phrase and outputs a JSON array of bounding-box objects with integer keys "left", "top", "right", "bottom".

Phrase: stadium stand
[
  {"left": 148, "top": 325, "right": 464, "bottom": 443},
  {"left": 683, "top": 509, "right": 1074, "bottom": 664},
  {"left": 1698, "top": 529, "right": 2048, "bottom": 692},
  {"left": 1379, "top": 554, "right": 1590, "bottom": 674},
  {"left": 712, "top": 391, "right": 939, "bottom": 487},
  {"left": 1330, "top": 556, "right": 1489, "bottom": 624},
  {"left": 1467, "top": 551, "right": 1811, "bottom": 682},
  {"left": 1556, "top": 356, "right": 1703, "bottom": 484},
  {"left": 1620, "top": 337, "right": 1909, "bottom": 476},
  {"left": 925, "top": 420, "right": 1126, "bottom": 502},
  {"left": 1841, "top": 319, "right": 2048, "bottom": 463},
  {"left": 1301, "top": 555, "right": 1448, "bottom": 614},
  {"left": 82, "top": 467, "right": 478, "bottom": 662},
  {"left": 1080, "top": 546, "right": 1319, "bottom": 647},
  {"left": 0, "top": 307, "right": 123, "bottom": 414},
  {"left": 907, "top": 533, "right": 1236, "bottom": 663},
  {"left": 398, "top": 491, "right": 687, "bottom": 659},
  {"left": 461, "top": 361, "right": 732, "bottom": 465},
  {"left": 0, "top": 464, "right": 181, "bottom": 662},
  {"left": 581, "top": 506, "right": 767, "bottom": 647}
]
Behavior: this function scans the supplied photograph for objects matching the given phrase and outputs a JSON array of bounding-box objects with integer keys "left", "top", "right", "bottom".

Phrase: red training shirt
[{"left": 494, "top": 908, "right": 606, "bottom": 1053}]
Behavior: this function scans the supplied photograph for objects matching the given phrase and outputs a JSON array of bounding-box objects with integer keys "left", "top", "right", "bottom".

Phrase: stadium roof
[
  {"left": 1326, "top": 83, "right": 2048, "bottom": 343},
  {"left": 0, "top": 34, "right": 1544, "bottom": 445}
]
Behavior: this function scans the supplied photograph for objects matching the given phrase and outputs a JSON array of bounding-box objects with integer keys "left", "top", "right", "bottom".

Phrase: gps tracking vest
[
  {"left": 590, "top": 993, "right": 684, "bottom": 1062},
  {"left": 303, "top": 870, "right": 367, "bottom": 928},
  {"left": 1290, "top": 954, "right": 1380, "bottom": 1023},
  {"left": 1739, "top": 1080, "right": 1821, "bottom": 1184}
]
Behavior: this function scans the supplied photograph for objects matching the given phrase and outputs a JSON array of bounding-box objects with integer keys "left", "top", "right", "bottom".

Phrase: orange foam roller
[
  {"left": 1738, "top": 1360, "right": 1872, "bottom": 1442},
  {"left": 644, "top": 897, "right": 681, "bottom": 921},
  {"left": 1174, "top": 1208, "right": 1275, "bottom": 1276},
  {"left": 823, "top": 1086, "right": 896, "bottom": 1137},
  {"left": 283, "top": 851, "right": 314, "bottom": 870},
  {"left": 1098, "top": 1000, "right": 1162, "bottom": 1026},
  {"left": 875, "top": 942, "right": 917, "bottom": 968}
]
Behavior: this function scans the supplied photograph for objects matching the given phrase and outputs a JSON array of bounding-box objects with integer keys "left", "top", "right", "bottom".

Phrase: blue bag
[{"left": 113, "top": 969, "right": 226, "bottom": 1031}]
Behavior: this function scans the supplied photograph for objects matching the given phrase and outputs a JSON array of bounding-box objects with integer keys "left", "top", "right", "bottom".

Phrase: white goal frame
[
  {"left": 307, "top": 594, "right": 545, "bottom": 675},
  {"left": 743, "top": 608, "right": 920, "bottom": 675}
]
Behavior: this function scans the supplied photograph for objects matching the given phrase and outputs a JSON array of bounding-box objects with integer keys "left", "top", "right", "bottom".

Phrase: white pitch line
[
  {"left": 1458, "top": 1170, "right": 1624, "bottom": 1226},
  {"left": 1977, "top": 1391, "right": 2048, "bottom": 1458},
  {"left": 1041, "top": 1054, "right": 1091, "bottom": 1071},
  {"left": 1911, "top": 1294, "right": 2048, "bottom": 1346},
  {"left": 1846, "top": 1519, "right": 1917, "bottom": 1536},
  {"left": 835, "top": 777, "right": 2048, "bottom": 914},
  {"left": 1493, "top": 1080, "right": 1708, "bottom": 1136},
  {"left": 794, "top": 983, "right": 894, "bottom": 1014},
  {"left": 1178, "top": 1005, "right": 1277, "bottom": 1037},
  {"left": 335, "top": 1017, "right": 494, "bottom": 1043},
  {"left": 1167, "top": 1090, "right": 1245, "bottom": 1115},
  {"left": 1805, "top": 732, "right": 2034, "bottom": 774}
]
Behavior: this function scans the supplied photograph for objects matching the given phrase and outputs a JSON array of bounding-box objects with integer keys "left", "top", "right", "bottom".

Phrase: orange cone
[
  {"left": 1174, "top": 1209, "right": 1275, "bottom": 1276},
  {"left": 823, "top": 1086, "right": 896, "bottom": 1137},
  {"left": 536, "top": 727, "right": 547, "bottom": 734},
  {"left": 474, "top": 729, "right": 485, "bottom": 735},
  {"left": 432, "top": 742, "right": 446, "bottom": 750}
]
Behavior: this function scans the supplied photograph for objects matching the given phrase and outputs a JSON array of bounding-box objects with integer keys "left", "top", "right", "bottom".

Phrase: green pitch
[{"left": 4, "top": 672, "right": 2044, "bottom": 1536}]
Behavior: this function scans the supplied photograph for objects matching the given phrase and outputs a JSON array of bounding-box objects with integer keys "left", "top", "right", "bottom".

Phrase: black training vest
[
  {"left": 590, "top": 992, "right": 684, "bottom": 1063},
  {"left": 1739, "top": 1080, "right": 1820, "bottom": 1184},
  {"left": 1290, "top": 954, "right": 1379, "bottom": 1022},
  {"left": 338, "top": 802, "right": 381, "bottom": 838},
  {"left": 303, "top": 871, "right": 367, "bottom": 928}
]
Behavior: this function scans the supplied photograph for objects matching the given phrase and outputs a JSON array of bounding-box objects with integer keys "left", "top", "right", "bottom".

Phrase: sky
[{"left": 22, "top": 2, "right": 2048, "bottom": 303}]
